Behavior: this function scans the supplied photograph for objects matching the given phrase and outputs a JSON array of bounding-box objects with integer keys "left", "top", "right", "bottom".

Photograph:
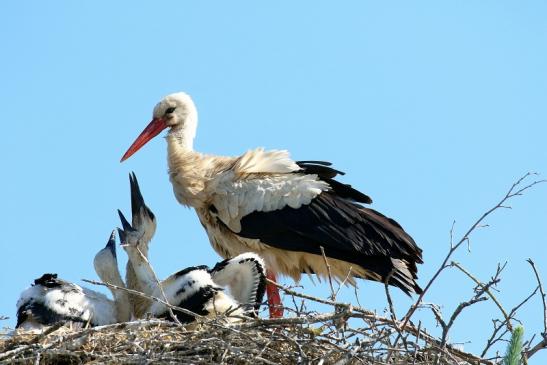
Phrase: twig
[
  {"left": 133, "top": 246, "right": 182, "bottom": 325},
  {"left": 334, "top": 267, "right": 354, "bottom": 299},
  {"left": 526, "top": 259, "right": 547, "bottom": 336},
  {"left": 451, "top": 261, "right": 512, "bottom": 331},
  {"left": 384, "top": 270, "right": 398, "bottom": 322},
  {"left": 524, "top": 258, "right": 547, "bottom": 359},
  {"left": 525, "top": 337, "right": 547, "bottom": 359},
  {"left": 82, "top": 278, "right": 203, "bottom": 322},
  {"left": 384, "top": 270, "right": 410, "bottom": 357},
  {"left": 320, "top": 246, "right": 336, "bottom": 300},
  {"left": 440, "top": 297, "right": 488, "bottom": 348}
]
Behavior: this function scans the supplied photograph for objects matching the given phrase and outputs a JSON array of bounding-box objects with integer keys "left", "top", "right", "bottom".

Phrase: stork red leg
[{"left": 266, "top": 270, "right": 284, "bottom": 318}]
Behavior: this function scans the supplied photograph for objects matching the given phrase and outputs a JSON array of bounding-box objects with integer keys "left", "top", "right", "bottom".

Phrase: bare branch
[
  {"left": 131, "top": 246, "right": 182, "bottom": 325},
  {"left": 526, "top": 259, "right": 547, "bottom": 336},
  {"left": 82, "top": 278, "right": 203, "bottom": 322},
  {"left": 524, "top": 258, "right": 547, "bottom": 359},
  {"left": 440, "top": 297, "right": 488, "bottom": 348},
  {"left": 320, "top": 246, "right": 336, "bottom": 301},
  {"left": 451, "top": 261, "right": 511, "bottom": 330}
]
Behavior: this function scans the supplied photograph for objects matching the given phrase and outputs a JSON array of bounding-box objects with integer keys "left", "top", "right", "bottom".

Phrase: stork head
[
  {"left": 121, "top": 92, "right": 198, "bottom": 162},
  {"left": 93, "top": 231, "right": 120, "bottom": 285},
  {"left": 116, "top": 172, "right": 156, "bottom": 252},
  {"left": 129, "top": 172, "right": 156, "bottom": 244}
]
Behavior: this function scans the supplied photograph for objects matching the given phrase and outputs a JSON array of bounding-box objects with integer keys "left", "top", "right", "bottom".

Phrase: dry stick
[
  {"left": 526, "top": 337, "right": 547, "bottom": 359},
  {"left": 412, "top": 321, "right": 422, "bottom": 365},
  {"left": 334, "top": 266, "right": 354, "bottom": 299},
  {"left": 429, "top": 288, "right": 489, "bottom": 365},
  {"left": 320, "top": 246, "right": 336, "bottom": 300},
  {"left": 525, "top": 258, "right": 547, "bottom": 359},
  {"left": 82, "top": 279, "right": 203, "bottom": 322},
  {"left": 132, "top": 245, "right": 182, "bottom": 325},
  {"left": 265, "top": 278, "right": 375, "bottom": 317},
  {"left": 526, "top": 259, "right": 547, "bottom": 336},
  {"left": 384, "top": 270, "right": 410, "bottom": 355},
  {"left": 396, "top": 173, "right": 546, "bottom": 345},
  {"left": 451, "top": 261, "right": 512, "bottom": 330},
  {"left": 384, "top": 270, "right": 398, "bottom": 322},
  {"left": 440, "top": 297, "right": 488, "bottom": 348}
]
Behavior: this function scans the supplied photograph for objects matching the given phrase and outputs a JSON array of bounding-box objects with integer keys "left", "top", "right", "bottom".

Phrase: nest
[{"left": 1, "top": 307, "right": 490, "bottom": 365}]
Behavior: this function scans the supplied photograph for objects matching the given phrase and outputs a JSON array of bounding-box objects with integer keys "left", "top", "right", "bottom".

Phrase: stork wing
[
  {"left": 209, "top": 253, "right": 266, "bottom": 309},
  {"left": 209, "top": 154, "right": 422, "bottom": 294},
  {"left": 234, "top": 192, "right": 422, "bottom": 294}
]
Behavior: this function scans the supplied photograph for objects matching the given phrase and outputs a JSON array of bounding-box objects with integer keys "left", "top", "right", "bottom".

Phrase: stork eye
[{"left": 165, "top": 107, "right": 176, "bottom": 114}]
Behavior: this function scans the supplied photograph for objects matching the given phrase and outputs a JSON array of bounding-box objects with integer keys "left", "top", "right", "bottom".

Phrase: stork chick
[{"left": 16, "top": 232, "right": 130, "bottom": 330}]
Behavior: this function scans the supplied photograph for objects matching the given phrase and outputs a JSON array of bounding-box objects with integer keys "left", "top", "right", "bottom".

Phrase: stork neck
[
  {"left": 167, "top": 122, "right": 195, "bottom": 152},
  {"left": 111, "top": 283, "right": 131, "bottom": 322},
  {"left": 166, "top": 140, "right": 210, "bottom": 208},
  {"left": 99, "top": 271, "right": 131, "bottom": 322},
  {"left": 124, "top": 246, "right": 157, "bottom": 296}
]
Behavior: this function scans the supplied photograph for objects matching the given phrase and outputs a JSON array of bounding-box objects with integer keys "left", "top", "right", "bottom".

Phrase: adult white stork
[
  {"left": 16, "top": 232, "right": 131, "bottom": 330},
  {"left": 120, "top": 92, "right": 423, "bottom": 317},
  {"left": 117, "top": 174, "right": 266, "bottom": 324}
]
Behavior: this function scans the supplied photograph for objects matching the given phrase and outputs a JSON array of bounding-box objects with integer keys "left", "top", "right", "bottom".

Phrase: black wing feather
[
  {"left": 236, "top": 192, "right": 422, "bottom": 295},
  {"left": 160, "top": 285, "right": 218, "bottom": 324},
  {"left": 295, "top": 161, "right": 372, "bottom": 204}
]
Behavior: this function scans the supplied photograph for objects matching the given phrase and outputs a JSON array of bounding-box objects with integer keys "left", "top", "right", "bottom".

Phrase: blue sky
[{"left": 1, "top": 1, "right": 546, "bottom": 361}]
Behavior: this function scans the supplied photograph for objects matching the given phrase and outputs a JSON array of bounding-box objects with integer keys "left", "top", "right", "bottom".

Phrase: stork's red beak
[{"left": 120, "top": 118, "right": 168, "bottom": 162}]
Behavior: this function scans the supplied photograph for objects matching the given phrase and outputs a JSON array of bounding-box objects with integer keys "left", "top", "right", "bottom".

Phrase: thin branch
[
  {"left": 334, "top": 266, "right": 354, "bottom": 299},
  {"left": 524, "top": 258, "right": 547, "bottom": 359},
  {"left": 440, "top": 297, "right": 488, "bottom": 348},
  {"left": 82, "top": 279, "right": 203, "bottom": 322},
  {"left": 320, "top": 246, "right": 336, "bottom": 300},
  {"left": 526, "top": 259, "right": 547, "bottom": 336},
  {"left": 451, "top": 261, "right": 511, "bottom": 331},
  {"left": 131, "top": 246, "right": 182, "bottom": 325},
  {"left": 526, "top": 337, "right": 547, "bottom": 359},
  {"left": 384, "top": 270, "right": 398, "bottom": 322}
]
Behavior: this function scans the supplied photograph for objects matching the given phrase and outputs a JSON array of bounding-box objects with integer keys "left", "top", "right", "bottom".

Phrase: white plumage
[{"left": 211, "top": 171, "right": 328, "bottom": 232}]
